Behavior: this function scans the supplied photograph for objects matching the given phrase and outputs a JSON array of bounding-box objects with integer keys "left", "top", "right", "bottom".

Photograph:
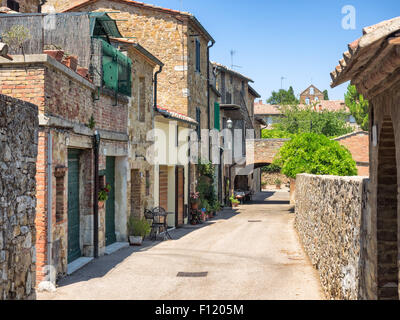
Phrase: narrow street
[{"left": 38, "top": 192, "right": 324, "bottom": 300}]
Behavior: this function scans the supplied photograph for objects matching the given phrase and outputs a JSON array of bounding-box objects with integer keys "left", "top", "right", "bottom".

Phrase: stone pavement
[{"left": 38, "top": 191, "right": 324, "bottom": 300}]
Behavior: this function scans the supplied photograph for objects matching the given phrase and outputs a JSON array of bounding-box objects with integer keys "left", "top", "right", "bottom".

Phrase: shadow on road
[{"left": 55, "top": 207, "right": 240, "bottom": 289}]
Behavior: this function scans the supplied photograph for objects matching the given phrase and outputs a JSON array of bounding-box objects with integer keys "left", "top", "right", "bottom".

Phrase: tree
[
  {"left": 273, "top": 104, "right": 353, "bottom": 138},
  {"left": 273, "top": 133, "right": 358, "bottom": 179},
  {"left": 267, "top": 86, "right": 299, "bottom": 105},
  {"left": 345, "top": 84, "right": 369, "bottom": 131},
  {"left": 323, "top": 89, "right": 329, "bottom": 100}
]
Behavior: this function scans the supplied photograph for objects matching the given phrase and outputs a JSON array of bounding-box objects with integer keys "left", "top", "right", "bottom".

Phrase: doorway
[{"left": 377, "top": 116, "right": 398, "bottom": 300}]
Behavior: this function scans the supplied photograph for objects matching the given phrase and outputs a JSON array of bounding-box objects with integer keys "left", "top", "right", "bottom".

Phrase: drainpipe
[
  {"left": 47, "top": 131, "right": 53, "bottom": 283},
  {"left": 93, "top": 131, "right": 100, "bottom": 259},
  {"left": 207, "top": 40, "right": 215, "bottom": 132},
  {"left": 153, "top": 65, "right": 163, "bottom": 112}
]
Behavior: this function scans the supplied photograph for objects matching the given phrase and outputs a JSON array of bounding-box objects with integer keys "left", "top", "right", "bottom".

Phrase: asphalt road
[{"left": 38, "top": 191, "right": 324, "bottom": 300}]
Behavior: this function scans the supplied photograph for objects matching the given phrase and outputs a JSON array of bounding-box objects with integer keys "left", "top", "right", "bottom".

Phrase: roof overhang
[
  {"left": 220, "top": 104, "right": 241, "bottom": 111},
  {"left": 330, "top": 16, "right": 400, "bottom": 99},
  {"left": 248, "top": 85, "right": 261, "bottom": 98},
  {"left": 155, "top": 106, "right": 198, "bottom": 126},
  {"left": 212, "top": 62, "right": 254, "bottom": 83}
]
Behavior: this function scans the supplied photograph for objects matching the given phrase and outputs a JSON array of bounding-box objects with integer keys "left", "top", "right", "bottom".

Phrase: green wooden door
[
  {"left": 68, "top": 149, "right": 81, "bottom": 263},
  {"left": 105, "top": 157, "right": 116, "bottom": 246}
]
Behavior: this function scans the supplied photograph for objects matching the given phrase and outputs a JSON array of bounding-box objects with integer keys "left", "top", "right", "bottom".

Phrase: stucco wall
[
  {"left": 0, "top": 94, "right": 38, "bottom": 300},
  {"left": 295, "top": 174, "right": 369, "bottom": 300}
]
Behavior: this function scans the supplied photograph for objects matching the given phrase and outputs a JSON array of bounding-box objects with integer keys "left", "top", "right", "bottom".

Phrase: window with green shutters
[
  {"left": 214, "top": 102, "right": 220, "bottom": 131},
  {"left": 100, "top": 39, "right": 132, "bottom": 97}
]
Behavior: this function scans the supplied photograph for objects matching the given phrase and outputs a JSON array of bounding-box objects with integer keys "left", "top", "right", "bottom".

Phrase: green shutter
[
  {"left": 214, "top": 102, "right": 220, "bottom": 131},
  {"left": 101, "top": 39, "right": 132, "bottom": 97}
]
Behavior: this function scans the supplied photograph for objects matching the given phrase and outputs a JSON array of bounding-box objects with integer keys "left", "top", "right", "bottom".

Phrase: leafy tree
[
  {"left": 273, "top": 104, "right": 353, "bottom": 138},
  {"left": 273, "top": 133, "right": 358, "bottom": 179},
  {"left": 323, "top": 90, "right": 329, "bottom": 100},
  {"left": 261, "top": 129, "right": 294, "bottom": 139},
  {"left": 345, "top": 84, "right": 369, "bottom": 131},
  {"left": 267, "top": 86, "right": 299, "bottom": 105}
]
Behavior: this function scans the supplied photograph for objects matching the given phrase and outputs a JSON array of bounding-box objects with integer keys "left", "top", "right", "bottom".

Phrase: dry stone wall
[
  {"left": 295, "top": 174, "right": 369, "bottom": 300},
  {"left": 0, "top": 94, "right": 38, "bottom": 300}
]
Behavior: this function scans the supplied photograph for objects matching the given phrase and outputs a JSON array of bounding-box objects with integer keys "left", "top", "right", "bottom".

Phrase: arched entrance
[{"left": 377, "top": 116, "right": 398, "bottom": 300}]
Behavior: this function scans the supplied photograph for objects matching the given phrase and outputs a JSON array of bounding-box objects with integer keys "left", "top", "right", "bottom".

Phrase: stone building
[
  {"left": 110, "top": 38, "right": 163, "bottom": 222},
  {"left": 299, "top": 84, "right": 325, "bottom": 105},
  {"left": 0, "top": 0, "right": 39, "bottom": 12},
  {"left": 330, "top": 16, "right": 400, "bottom": 300},
  {"left": 56, "top": 0, "right": 215, "bottom": 223},
  {"left": 212, "top": 62, "right": 261, "bottom": 202},
  {"left": 0, "top": 94, "right": 38, "bottom": 300},
  {"left": 0, "top": 12, "right": 133, "bottom": 285}
]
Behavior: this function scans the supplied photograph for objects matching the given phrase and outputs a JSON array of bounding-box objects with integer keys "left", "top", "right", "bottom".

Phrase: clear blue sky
[{"left": 142, "top": 0, "right": 399, "bottom": 101}]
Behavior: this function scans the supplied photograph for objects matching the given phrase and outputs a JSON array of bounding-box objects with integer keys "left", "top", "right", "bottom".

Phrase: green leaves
[
  {"left": 274, "top": 133, "right": 358, "bottom": 179},
  {"left": 273, "top": 105, "right": 353, "bottom": 138},
  {"left": 267, "top": 86, "right": 299, "bottom": 105},
  {"left": 345, "top": 84, "right": 369, "bottom": 131}
]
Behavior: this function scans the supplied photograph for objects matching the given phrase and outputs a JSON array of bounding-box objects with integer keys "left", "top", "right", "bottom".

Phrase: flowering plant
[
  {"left": 98, "top": 183, "right": 111, "bottom": 202},
  {"left": 190, "top": 191, "right": 200, "bottom": 202}
]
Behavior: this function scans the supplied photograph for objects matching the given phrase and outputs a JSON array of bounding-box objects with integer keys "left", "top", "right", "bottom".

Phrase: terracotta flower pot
[
  {"left": 98, "top": 201, "right": 105, "bottom": 209},
  {"left": 44, "top": 50, "right": 64, "bottom": 62},
  {"left": 63, "top": 55, "right": 78, "bottom": 71},
  {"left": 77, "top": 67, "right": 88, "bottom": 78},
  {"left": 191, "top": 202, "right": 199, "bottom": 210}
]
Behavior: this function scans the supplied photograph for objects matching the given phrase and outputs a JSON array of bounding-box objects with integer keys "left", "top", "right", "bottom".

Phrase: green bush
[
  {"left": 273, "top": 133, "right": 358, "bottom": 179},
  {"left": 261, "top": 129, "right": 294, "bottom": 139},
  {"left": 127, "top": 216, "right": 151, "bottom": 238},
  {"left": 262, "top": 163, "right": 281, "bottom": 173}
]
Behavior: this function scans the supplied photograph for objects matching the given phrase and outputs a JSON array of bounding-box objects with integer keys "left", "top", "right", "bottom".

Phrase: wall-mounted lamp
[{"left": 227, "top": 118, "right": 233, "bottom": 129}]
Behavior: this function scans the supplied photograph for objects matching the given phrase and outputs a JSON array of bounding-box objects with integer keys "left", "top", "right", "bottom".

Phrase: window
[
  {"left": 214, "top": 102, "right": 220, "bottom": 131},
  {"left": 309, "top": 87, "right": 314, "bottom": 95},
  {"left": 196, "top": 107, "right": 201, "bottom": 138},
  {"left": 55, "top": 176, "right": 64, "bottom": 223},
  {"left": 305, "top": 97, "right": 310, "bottom": 105},
  {"left": 139, "top": 77, "right": 145, "bottom": 122},
  {"left": 7, "top": 0, "right": 19, "bottom": 11},
  {"left": 315, "top": 96, "right": 319, "bottom": 102},
  {"left": 195, "top": 39, "right": 201, "bottom": 72},
  {"left": 145, "top": 171, "right": 150, "bottom": 196}
]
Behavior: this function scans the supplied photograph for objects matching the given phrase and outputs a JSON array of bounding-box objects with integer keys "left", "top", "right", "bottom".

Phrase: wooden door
[
  {"left": 176, "top": 167, "right": 185, "bottom": 227},
  {"left": 159, "top": 166, "right": 168, "bottom": 211},
  {"left": 105, "top": 157, "right": 116, "bottom": 246}
]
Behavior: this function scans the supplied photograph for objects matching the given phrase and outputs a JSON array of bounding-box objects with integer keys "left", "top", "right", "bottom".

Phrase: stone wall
[
  {"left": 0, "top": 94, "right": 38, "bottom": 300},
  {"left": 295, "top": 174, "right": 369, "bottom": 300}
]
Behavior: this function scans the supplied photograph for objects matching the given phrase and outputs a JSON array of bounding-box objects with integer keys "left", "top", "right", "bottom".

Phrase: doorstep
[
  {"left": 67, "top": 257, "right": 93, "bottom": 275},
  {"left": 105, "top": 242, "right": 129, "bottom": 255}
]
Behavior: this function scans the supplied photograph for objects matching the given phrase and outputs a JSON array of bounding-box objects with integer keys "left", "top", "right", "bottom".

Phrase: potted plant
[
  {"left": 127, "top": 216, "right": 151, "bottom": 246},
  {"left": 44, "top": 44, "right": 64, "bottom": 62},
  {"left": 229, "top": 196, "right": 240, "bottom": 208},
  {"left": 190, "top": 191, "right": 200, "bottom": 210},
  {"left": 275, "top": 178, "right": 282, "bottom": 190},
  {"left": 98, "top": 183, "right": 111, "bottom": 209},
  {"left": 1, "top": 25, "right": 31, "bottom": 54},
  {"left": 62, "top": 53, "right": 78, "bottom": 71}
]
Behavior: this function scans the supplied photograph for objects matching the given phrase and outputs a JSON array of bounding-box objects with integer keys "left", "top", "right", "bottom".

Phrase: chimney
[{"left": 258, "top": 99, "right": 263, "bottom": 104}]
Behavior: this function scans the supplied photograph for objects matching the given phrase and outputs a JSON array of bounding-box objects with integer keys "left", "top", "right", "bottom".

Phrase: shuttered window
[
  {"left": 196, "top": 107, "right": 201, "bottom": 139},
  {"left": 195, "top": 39, "right": 201, "bottom": 72},
  {"left": 214, "top": 102, "right": 220, "bottom": 131},
  {"left": 101, "top": 39, "right": 132, "bottom": 97}
]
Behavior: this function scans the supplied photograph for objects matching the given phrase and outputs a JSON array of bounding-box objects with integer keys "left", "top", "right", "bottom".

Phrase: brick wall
[{"left": 335, "top": 132, "right": 369, "bottom": 177}]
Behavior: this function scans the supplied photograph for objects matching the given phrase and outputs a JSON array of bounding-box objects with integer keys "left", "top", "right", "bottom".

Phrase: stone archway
[{"left": 377, "top": 116, "right": 398, "bottom": 300}]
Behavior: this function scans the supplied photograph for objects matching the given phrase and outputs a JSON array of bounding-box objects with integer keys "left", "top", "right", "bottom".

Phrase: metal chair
[
  {"left": 152, "top": 207, "right": 173, "bottom": 240},
  {"left": 144, "top": 209, "right": 158, "bottom": 240}
]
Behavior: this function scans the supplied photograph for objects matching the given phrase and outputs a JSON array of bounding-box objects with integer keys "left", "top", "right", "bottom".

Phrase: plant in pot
[
  {"left": 2, "top": 25, "right": 31, "bottom": 55},
  {"left": 62, "top": 52, "right": 78, "bottom": 71},
  {"left": 229, "top": 196, "right": 240, "bottom": 208},
  {"left": 127, "top": 216, "right": 151, "bottom": 246},
  {"left": 190, "top": 191, "right": 200, "bottom": 210},
  {"left": 275, "top": 178, "right": 282, "bottom": 190},
  {"left": 44, "top": 44, "right": 64, "bottom": 62},
  {"left": 98, "top": 183, "right": 111, "bottom": 208}
]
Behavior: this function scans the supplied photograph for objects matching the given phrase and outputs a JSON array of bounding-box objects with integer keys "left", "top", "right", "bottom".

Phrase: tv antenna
[
  {"left": 280, "top": 76, "right": 286, "bottom": 89},
  {"left": 230, "top": 49, "right": 242, "bottom": 70}
]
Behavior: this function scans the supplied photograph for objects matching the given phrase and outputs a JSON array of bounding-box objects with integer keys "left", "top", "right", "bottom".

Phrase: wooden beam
[{"left": 388, "top": 37, "right": 400, "bottom": 45}]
